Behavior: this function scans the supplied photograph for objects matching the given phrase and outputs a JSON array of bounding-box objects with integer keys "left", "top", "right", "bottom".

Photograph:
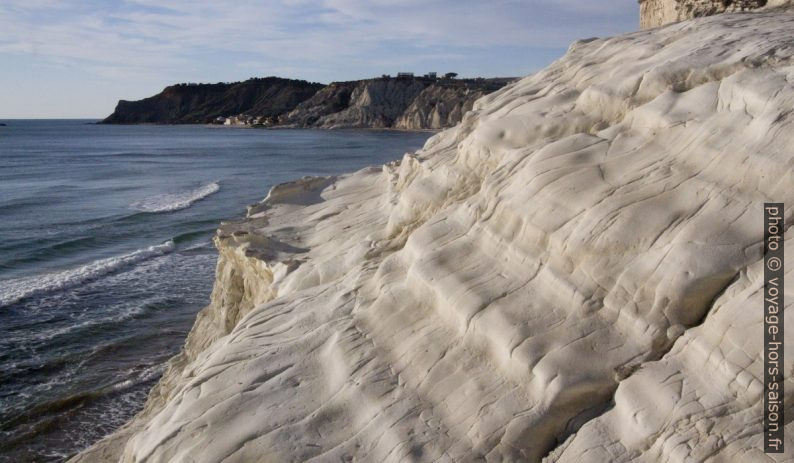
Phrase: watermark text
[{"left": 765, "top": 203, "right": 784, "bottom": 453}]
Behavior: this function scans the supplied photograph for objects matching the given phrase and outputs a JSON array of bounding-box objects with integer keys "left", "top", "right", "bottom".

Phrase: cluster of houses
[
  {"left": 384, "top": 72, "right": 458, "bottom": 80},
  {"left": 213, "top": 114, "right": 279, "bottom": 126}
]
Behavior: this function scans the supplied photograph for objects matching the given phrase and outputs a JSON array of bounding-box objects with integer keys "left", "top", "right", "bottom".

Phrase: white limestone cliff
[
  {"left": 277, "top": 79, "right": 511, "bottom": 130},
  {"left": 639, "top": 0, "right": 793, "bottom": 29},
  {"left": 393, "top": 86, "right": 486, "bottom": 130},
  {"left": 74, "top": 8, "right": 794, "bottom": 462},
  {"left": 312, "top": 79, "right": 428, "bottom": 129}
]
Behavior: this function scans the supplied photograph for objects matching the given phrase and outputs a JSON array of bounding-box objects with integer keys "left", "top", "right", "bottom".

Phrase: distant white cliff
[
  {"left": 278, "top": 77, "right": 512, "bottom": 130},
  {"left": 75, "top": 6, "right": 793, "bottom": 462},
  {"left": 393, "top": 85, "right": 487, "bottom": 130}
]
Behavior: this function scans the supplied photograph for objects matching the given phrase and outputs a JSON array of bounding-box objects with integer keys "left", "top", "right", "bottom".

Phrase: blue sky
[{"left": 0, "top": 0, "right": 639, "bottom": 118}]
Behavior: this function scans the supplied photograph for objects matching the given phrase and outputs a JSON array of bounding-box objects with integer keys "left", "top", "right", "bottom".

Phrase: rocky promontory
[
  {"left": 102, "top": 77, "right": 325, "bottom": 124},
  {"left": 102, "top": 75, "right": 513, "bottom": 130}
]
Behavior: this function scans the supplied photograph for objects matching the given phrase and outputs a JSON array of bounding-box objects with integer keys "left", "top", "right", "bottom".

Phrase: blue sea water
[{"left": 0, "top": 120, "right": 430, "bottom": 461}]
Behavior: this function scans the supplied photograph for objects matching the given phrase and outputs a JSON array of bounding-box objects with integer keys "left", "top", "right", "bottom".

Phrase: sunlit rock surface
[
  {"left": 393, "top": 85, "right": 487, "bottom": 130},
  {"left": 75, "top": 8, "right": 794, "bottom": 463},
  {"left": 639, "top": 0, "right": 791, "bottom": 29},
  {"left": 279, "top": 78, "right": 511, "bottom": 130}
]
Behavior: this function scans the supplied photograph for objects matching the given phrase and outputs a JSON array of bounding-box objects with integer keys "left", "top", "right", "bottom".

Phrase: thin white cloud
[
  {"left": 0, "top": 0, "right": 638, "bottom": 78},
  {"left": 0, "top": 0, "right": 639, "bottom": 117}
]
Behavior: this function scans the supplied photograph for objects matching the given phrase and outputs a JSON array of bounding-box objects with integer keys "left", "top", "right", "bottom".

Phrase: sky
[{"left": 0, "top": 0, "right": 640, "bottom": 118}]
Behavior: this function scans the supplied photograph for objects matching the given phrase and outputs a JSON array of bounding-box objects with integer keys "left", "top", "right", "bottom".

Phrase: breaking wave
[
  {"left": 131, "top": 182, "right": 220, "bottom": 213},
  {"left": 0, "top": 241, "right": 175, "bottom": 308}
]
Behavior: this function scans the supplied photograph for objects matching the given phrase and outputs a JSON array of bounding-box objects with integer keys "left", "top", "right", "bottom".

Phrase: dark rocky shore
[{"left": 102, "top": 75, "right": 514, "bottom": 130}]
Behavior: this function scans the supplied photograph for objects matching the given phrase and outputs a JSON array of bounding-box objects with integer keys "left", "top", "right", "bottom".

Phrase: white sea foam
[
  {"left": 131, "top": 182, "right": 220, "bottom": 213},
  {"left": 0, "top": 241, "right": 175, "bottom": 308},
  {"left": 112, "top": 364, "right": 166, "bottom": 392}
]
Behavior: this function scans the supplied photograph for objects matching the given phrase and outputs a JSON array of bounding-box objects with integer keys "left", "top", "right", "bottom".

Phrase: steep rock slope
[
  {"left": 309, "top": 78, "right": 430, "bottom": 128},
  {"left": 102, "top": 77, "right": 324, "bottom": 124},
  {"left": 76, "top": 9, "right": 794, "bottom": 462},
  {"left": 277, "top": 82, "right": 356, "bottom": 127},
  {"left": 280, "top": 78, "right": 512, "bottom": 130},
  {"left": 393, "top": 85, "right": 487, "bottom": 130}
]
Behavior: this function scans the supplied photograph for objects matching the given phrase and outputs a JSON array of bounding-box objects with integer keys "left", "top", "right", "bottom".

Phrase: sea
[{"left": 0, "top": 120, "right": 431, "bottom": 462}]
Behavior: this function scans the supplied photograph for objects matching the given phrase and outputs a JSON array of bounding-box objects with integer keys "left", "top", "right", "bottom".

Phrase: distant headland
[{"left": 101, "top": 73, "right": 515, "bottom": 130}]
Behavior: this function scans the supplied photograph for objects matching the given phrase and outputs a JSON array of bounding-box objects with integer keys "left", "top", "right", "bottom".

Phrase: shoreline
[{"left": 96, "top": 121, "right": 444, "bottom": 133}]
